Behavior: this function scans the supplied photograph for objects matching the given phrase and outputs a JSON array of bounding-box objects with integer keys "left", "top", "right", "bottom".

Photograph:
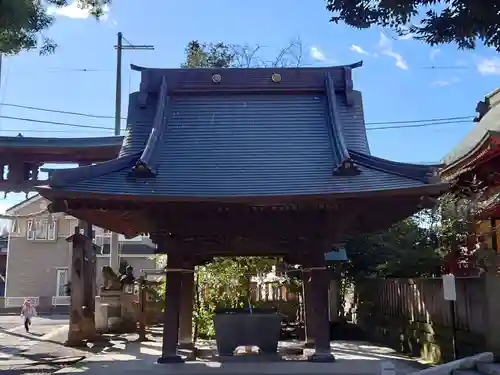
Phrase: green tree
[
  {"left": 344, "top": 216, "right": 443, "bottom": 280},
  {"left": 326, "top": 0, "right": 500, "bottom": 51},
  {"left": 194, "top": 257, "right": 275, "bottom": 338},
  {"left": 1, "top": 0, "right": 109, "bottom": 55},
  {"left": 181, "top": 40, "right": 235, "bottom": 68}
]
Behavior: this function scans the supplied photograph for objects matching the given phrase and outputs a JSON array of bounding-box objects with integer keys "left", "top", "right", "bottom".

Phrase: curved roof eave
[
  {"left": 37, "top": 182, "right": 449, "bottom": 207},
  {"left": 442, "top": 103, "right": 500, "bottom": 166},
  {"left": 441, "top": 130, "right": 500, "bottom": 176},
  {"left": 46, "top": 152, "right": 141, "bottom": 188},
  {"left": 0, "top": 135, "right": 123, "bottom": 150}
]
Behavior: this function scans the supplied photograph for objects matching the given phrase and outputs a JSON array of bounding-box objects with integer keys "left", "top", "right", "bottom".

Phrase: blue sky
[{"left": 0, "top": 0, "right": 499, "bottom": 212}]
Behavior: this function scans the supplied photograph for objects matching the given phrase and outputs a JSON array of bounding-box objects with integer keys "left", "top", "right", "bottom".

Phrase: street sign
[{"left": 442, "top": 273, "right": 457, "bottom": 301}]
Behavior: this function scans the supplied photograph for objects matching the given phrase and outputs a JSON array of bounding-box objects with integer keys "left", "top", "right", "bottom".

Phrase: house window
[
  {"left": 48, "top": 221, "right": 57, "bottom": 240},
  {"left": 26, "top": 219, "right": 57, "bottom": 241},
  {"left": 56, "top": 269, "right": 69, "bottom": 297},
  {"left": 10, "top": 220, "right": 20, "bottom": 234}
]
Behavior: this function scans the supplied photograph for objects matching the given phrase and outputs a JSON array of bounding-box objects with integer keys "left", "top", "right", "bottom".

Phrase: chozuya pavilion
[{"left": 37, "top": 62, "right": 447, "bottom": 363}]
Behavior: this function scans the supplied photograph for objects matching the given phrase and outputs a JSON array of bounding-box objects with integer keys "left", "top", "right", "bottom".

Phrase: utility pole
[{"left": 110, "top": 32, "right": 154, "bottom": 272}]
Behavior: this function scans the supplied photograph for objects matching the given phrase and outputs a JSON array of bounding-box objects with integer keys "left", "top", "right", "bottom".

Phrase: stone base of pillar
[
  {"left": 178, "top": 342, "right": 195, "bottom": 350},
  {"left": 303, "top": 340, "right": 315, "bottom": 349},
  {"left": 157, "top": 355, "right": 185, "bottom": 364},
  {"left": 307, "top": 352, "right": 336, "bottom": 362},
  {"left": 65, "top": 317, "right": 97, "bottom": 347}
]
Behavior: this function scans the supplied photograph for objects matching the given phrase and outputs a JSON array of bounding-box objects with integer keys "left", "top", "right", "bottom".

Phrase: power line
[
  {"left": 0, "top": 113, "right": 470, "bottom": 133},
  {"left": 366, "top": 116, "right": 472, "bottom": 126},
  {"left": 0, "top": 101, "right": 473, "bottom": 127},
  {"left": 0, "top": 128, "right": 111, "bottom": 133},
  {"left": 45, "top": 68, "right": 113, "bottom": 73},
  {"left": 366, "top": 120, "right": 471, "bottom": 131},
  {"left": 0, "top": 114, "right": 115, "bottom": 130},
  {"left": 0, "top": 102, "right": 126, "bottom": 120}
]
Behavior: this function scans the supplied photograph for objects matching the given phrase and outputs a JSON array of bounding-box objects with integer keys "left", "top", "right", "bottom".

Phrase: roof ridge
[
  {"left": 325, "top": 73, "right": 360, "bottom": 176},
  {"left": 131, "top": 76, "right": 169, "bottom": 177}
]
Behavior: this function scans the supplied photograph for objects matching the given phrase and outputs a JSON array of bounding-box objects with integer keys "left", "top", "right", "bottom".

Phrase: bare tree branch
[{"left": 229, "top": 38, "right": 306, "bottom": 68}]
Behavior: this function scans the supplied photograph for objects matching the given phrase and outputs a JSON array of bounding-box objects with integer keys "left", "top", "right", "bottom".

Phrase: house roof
[
  {"left": 442, "top": 88, "right": 500, "bottom": 167},
  {"left": 38, "top": 65, "right": 446, "bottom": 203},
  {"left": 6, "top": 194, "right": 42, "bottom": 214}
]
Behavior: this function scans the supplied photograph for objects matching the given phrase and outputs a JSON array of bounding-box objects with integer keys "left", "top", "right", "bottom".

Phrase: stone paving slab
[
  {"left": 54, "top": 336, "right": 426, "bottom": 375},
  {"left": 0, "top": 324, "right": 68, "bottom": 359}
]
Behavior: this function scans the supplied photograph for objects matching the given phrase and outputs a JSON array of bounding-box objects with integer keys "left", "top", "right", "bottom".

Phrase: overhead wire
[
  {"left": 0, "top": 115, "right": 114, "bottom": 130},
  {"left": 0, "top": 102, "right": 126, "bottom": 120},
  {"left": 367, "top": 119, "right": 472, "bottom": 131},
  {"left": 0, "top": 115, "right": 472, "bottom": 134},
  {"left": 0, "top": 101, "right": 474, "bottom": 131}
]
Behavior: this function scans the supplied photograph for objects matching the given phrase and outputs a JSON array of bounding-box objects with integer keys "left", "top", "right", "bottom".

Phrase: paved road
[{"left": 0, "top": 314, "right": 69, "bottom": 359}]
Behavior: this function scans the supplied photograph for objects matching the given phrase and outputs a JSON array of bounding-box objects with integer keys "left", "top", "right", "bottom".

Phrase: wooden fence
[{"left": 355, "top": 277, "right": 487, "bottom": 362}]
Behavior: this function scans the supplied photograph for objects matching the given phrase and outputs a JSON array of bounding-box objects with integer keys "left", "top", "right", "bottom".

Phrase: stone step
[{"left": 477, "top": 363, "right": 500, "bottom": 375}]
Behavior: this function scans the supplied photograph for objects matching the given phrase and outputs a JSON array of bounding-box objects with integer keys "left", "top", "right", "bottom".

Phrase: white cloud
[
  {"left": 377, "top": 32, "right": 409, "bottom": 70},
  {"left": 47, "top": 1, "right": 110, "bottom": 21},
  {"left": 433, "top": 80, "right": 451, "bottom": 87},
  {"left": 477, "top": 57, "right": 500, "bottom": 76},
  {"left": 350, "top": 44, "right": 369, "bottom": 55},
  {"left": 432, "top": 77, "right": 460, "bottom": 87},
  {"left": 430, "top": 48, "right": 440, "bottom": 60},
  {"left": 310, "top": 46, "right": 327, "bottom": 61}
]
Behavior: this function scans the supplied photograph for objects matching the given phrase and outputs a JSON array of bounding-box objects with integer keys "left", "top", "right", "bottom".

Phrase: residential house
[{"left": 4, "top": 195, "right": 157, "bottom": 307}]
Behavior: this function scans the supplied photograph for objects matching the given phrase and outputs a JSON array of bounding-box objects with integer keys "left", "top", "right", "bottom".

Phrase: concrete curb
[{"left": 408, "top": 353, "right": 494, "bottom": 375}]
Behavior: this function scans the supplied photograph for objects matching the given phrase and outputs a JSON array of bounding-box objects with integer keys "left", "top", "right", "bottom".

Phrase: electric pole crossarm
[{"left": 110, "top": 32, "right": 154, "bottom": 272}]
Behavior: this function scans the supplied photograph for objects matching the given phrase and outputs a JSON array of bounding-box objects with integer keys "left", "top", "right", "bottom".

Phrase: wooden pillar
[
  {"left": 304, "top": 251, "right": 335, "bottom": 362},
  {"left": 157, "top": 252, "right": 184, "bottom": 364},
  {"left": 491, "top": 217, "right": 498, "bottom": 252},
  {"left": 178, "top": 263, "right": 195, "bottom": 349},
  {"left": 302, "top": 270, "right": 315, "bottom": 348}
]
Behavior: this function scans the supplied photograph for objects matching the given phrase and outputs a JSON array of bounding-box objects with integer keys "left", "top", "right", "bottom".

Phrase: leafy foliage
[
  {"left": 182, "top": 38, "right": 305, "bottom": 68},
  {"left": 0, "top": 0, "right": 110, "bottom": 55},
  {"left": 181, "top": 41, "right": 235, "bottom": 68},
  {"left": 343, "top": 193, "right": 490, "bottom": 280},
  {"left": 344, "top": 215, "right": 443, "bottom": 279},
  {"left": 194, "top": 257, "right": 275, "bottom": 338},
  {"left": 326, "top": 0, "right": 500, "bottom": 51}
]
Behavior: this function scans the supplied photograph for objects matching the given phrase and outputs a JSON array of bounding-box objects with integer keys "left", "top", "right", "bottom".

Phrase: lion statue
[{"left": 101, "top": 266, "right": 121, "bottom": 291}]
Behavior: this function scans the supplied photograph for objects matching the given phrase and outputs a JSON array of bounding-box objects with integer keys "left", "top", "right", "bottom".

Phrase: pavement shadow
[
  {"left": 54, "top": 340, "right": 423, "bottom": 375},
  {"left": 0, "top": 329, "right": 64, "bottom": 347}
]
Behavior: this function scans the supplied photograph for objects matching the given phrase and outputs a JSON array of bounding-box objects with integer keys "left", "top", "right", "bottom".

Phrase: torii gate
[
  {"left": 0, "top": 134, "right": 122, "bottom": 345},
  {"left": 0, "top": 135, "right": 122, "bottom": 193}
]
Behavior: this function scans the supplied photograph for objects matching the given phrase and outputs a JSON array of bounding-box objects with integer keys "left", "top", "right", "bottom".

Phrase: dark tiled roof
[{"left": 41, "top": 66, "right": 444, "bottom": 200}]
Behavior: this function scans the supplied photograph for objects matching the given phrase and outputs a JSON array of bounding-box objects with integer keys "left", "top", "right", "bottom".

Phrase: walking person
[{"left": 20, "top": 298, "right": 37, "bottom": 333}]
